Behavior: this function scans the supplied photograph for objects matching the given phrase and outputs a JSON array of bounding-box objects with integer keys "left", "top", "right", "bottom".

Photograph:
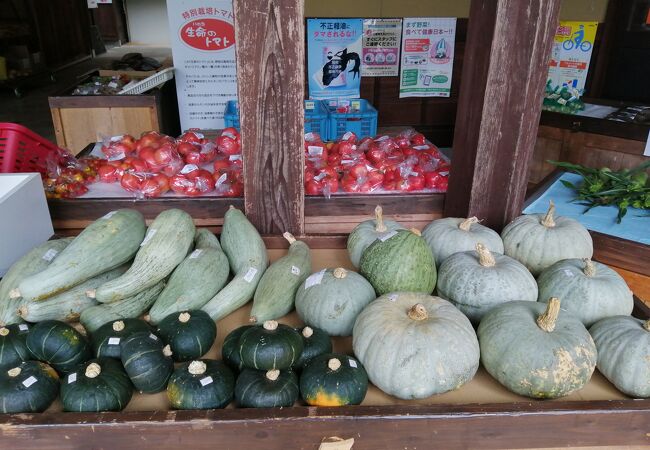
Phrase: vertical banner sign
[
  {"left": 307, "top": 18, "right": 363, "bottom": 99},
  {"left": 362, "top": 19, "right": 402, "bottom": 77},
  {"left": 167, "top": 0, "right": 237, "bottom": 130},
  {"left": 548, "top": 21, "right": 598, "bottom": 94},
  {"left": 399, "top": 18, "right": 456, "bottom": 98}
]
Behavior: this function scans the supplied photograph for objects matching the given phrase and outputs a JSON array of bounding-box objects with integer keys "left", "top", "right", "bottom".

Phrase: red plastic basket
[{"left": 0, "top": 122, "right": 62, "bottom": 176}]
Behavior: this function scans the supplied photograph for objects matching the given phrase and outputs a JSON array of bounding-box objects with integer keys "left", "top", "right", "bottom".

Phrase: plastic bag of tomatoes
[{"left": 42, "top": 149, "right": 101, "bottom": 199}]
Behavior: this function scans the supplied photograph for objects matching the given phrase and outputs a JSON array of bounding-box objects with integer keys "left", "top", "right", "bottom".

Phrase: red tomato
[
  {"left": 224, "top": 181, "right": 243, "bottom": 197},
  {"left": 217, "top": 135, "right": 239, "bottom": 155},
  {"left": 184, "top": 151, "right": 203, "bottom": 165},
  {"left": 395, "top": 136, "right": 411, "bottom": 148},
  {"left": 367, "top": 170, "right": 384, "bottom": 187},
  {"left": 407, "top": 173, "right": 426, "bottom": 191},
  {"left": 170, "top": 174, "right": 191, "bottom": 194},
  {"left": 177, "top": 142, "right": 197, "bottom": 156},
  {"left": 305, "top": 179, "right": 323, "bottom": 195},
  {"left": 137, "top": 132, "right": 161, "bottom": 151},
  {"left": 178, "top": 131, "right": 203, "bottom": 144},
  {"left": 120, "top": 173, "right": 142, "bottom": 192},
  {"left": 154, "top": 146, "right": 175, "bottom": 165},
  {"left": 339, "top": 131, "right": 357, "bottom": 143},
  {"left": 123, "top": 157, "right": 148, "bottom": 173},
  {"left": 213, "top": 158, "right": 230, "bottom": 174},
  {"left": 348, "top": 163, "right": 368, "bottom": 179},
  {"left": 366, "top": 147, "right": 386, "bottom": 165},
  {"left": 98, "top": 164, "right": 119, "bottom": 183},
  {"left": 338, "top": 142, "right": 356, "bottom": 156},
  {"left": 138, "top": 147, "right": 158, "bottom": 169},
  {"left": 323, "top": 177, "right": 338, "bottom": 194},
  {"left": 140, "top": 179, "right": 164, "bottom": 197},
  {"left": 411, "top": 133, "right": 426, "bottom": 146},
  {"left": 221, "top": 127, "right": 240, "bottom": 143}
]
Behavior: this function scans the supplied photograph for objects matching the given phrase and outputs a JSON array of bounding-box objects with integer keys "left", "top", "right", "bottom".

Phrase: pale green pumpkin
[{"left": 347, "top": 206, "right": 405, "bottom": 268}]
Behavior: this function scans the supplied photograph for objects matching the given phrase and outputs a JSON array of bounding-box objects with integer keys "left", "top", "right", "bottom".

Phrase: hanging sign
[
  {"left": 362, "top": 19, "right": 402, "bottom": 77},
  {"left": 307, "top": 18, "right": 363, "bottom": 100},
  {"left": 167, "top": 0, "right": 237, "bottom": 130},
  {"left": 547, "top": 21, "right": 598, "bottom": 94},
  {"left": 399, "top": 18, "right": 456, "bottom": 98}
]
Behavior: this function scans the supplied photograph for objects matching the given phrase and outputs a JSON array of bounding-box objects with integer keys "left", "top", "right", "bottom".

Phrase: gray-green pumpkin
[
  {"left": 537, "top": 258, "right": 633, "bottom": 327},
  {"left": 295, "top": 267, "right": 376, "bottom": 336},
  {"left": 422, "top": 217, "right": 504, "bottom": 268},
  {"left": 437, "top": 243, "right": 537, "bottom": 324},
  {"left": 501, "top": 201, "right": 593, "bottom": 276},
  {"left": 478, "top": 298, "right": 597, "bottom": 399},
  {"left": 353, "top": 292, "right": 479, "bottom": 399},
  {"left": 590, "top": 316, "right": 650, "bottom": 398},
  {"left": 347, "top": 206, "right": 405, "bottom": 268},
  {"left": 359, "top": 229, "right": 436, "bottom": 296}
]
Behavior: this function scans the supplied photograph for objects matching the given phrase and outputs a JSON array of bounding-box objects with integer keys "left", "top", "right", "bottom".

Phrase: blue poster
[{"left": 307, "top": 18, "right": 363, "bottom": 99}]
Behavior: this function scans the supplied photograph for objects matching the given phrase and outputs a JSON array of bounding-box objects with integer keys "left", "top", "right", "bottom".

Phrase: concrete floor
[{"left": 0, "top": 44, "right": 172, "bottom": 142}]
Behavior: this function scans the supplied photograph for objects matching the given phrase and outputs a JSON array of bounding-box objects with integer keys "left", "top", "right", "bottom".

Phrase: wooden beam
[
  {"left": 445, "top": 0, "right": 561, "bottom": 229},
  {"left": 234, "top": 0, "right": 305, "bottom": 235}
]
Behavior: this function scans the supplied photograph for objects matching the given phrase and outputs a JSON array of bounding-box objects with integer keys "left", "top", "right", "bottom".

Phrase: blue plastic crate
[
  {"left": 327, "top": 99, "right": 378, "bottom": 140},
  {"left": 223, "top": 100, "right": 330, "bottom": 140}
]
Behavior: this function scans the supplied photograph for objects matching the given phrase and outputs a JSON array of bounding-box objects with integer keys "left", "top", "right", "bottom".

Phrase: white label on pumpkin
[
  {"left": 215, "top": 173, "right": 228, "bottom": 186},
  {"left": 149, "top": 333, "right": 158, "bottom": 341},
  {"left": 378, "top": 231, "right": 398, "bottom": 242},
  {"left": 180, "top": 164, "right": 199, "bottom": 174},
  {"left": 229, "top": 154, "right": 241, "bottom": 161},
  {"left": 375, "top": 135, "right": 389, "bottom": 142},
  {"left": 18, "top": 324, "right": 29, "bottom": 331},
  {"left": 108, "top": 337, "right": 120, "bottom": 345},
  {"left": 387, "top": 294, "right": 398, "bottom": 302},
  {"left": 199, "top": 376, "right": 214, "bottom": 386},
  {"left": 305, "top": 270, "right": 326, "bottom": 289},
  {"left": 102, "top": 211, "right": 117, "bottom": 220},
  {"left": 563, "top": 269, "right": 574, "bottom": 278},
  {"left": 291, "top": 265, "right": 301, "bottom": 276},
  {"left": 22, "top": 376, "right": 37, "bottom": 388},
  {"left": 412, "top": 145, "right": 429, "bottom": 150},
  {"left": 342, "top": 132, "right": 354, "bottom": 141},
  {"left": 42, "top": 249, "right": 59, "bottom": 262},
  {"left": 349, "top": 360, "right": 358, "bottom": 368},
  {"left": 307, "top": 146, "right": 323, "bottom": 156},
  {"left": 67, "top": 373, "right": 77, "bottom": 384},
  {"left": 243, "top": 267, "right": 258, "bottom": 283},
  {"left": 140, "top": 229, "right": 157, "bottom": 247},
  {"left": 189, "top": 249, "right": 203, "bottom": 259}
]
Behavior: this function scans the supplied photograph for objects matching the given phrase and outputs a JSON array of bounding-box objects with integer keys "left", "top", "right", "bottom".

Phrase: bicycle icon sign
[{"left": 562, "top": 25, "right": 593, "bottom": 51}]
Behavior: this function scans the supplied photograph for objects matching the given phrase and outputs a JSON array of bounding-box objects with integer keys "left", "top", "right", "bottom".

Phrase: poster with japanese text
[
  {"left": 307, "top": 18, "right": 363, "bottom": 99},
  {"left": 399, "top": 18, "right": 456, "bottom": 98},
  {"left": 362, "top": 19, "right": 402, "bottom": 77},
  {"left": 167, "top": 0, "right": 237, "bottom": 130},
  {"left": 547, "top": 21, "right": 598, "bottom": 95}
]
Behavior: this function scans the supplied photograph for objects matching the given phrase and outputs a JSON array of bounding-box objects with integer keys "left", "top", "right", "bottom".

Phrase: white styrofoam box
[{"left": 0, "top": 174, "right": 54, "bottom": 276}]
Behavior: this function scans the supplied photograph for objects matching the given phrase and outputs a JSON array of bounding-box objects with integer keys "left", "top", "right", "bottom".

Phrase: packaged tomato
[
  {"left": 101, "top": 135, "right": 136, "bottom": 161},
  {"left": 213, "top": 170, "right": 243, "bottom": 197},
  {"left": 220, "top": 127, "right": 241, "bottom": 144},
  {"left": 177, "top": 130, "right": 204, "bottom": 144},
  {"left": 136, "top": 132, "right": 165, "bottom": 152},
  {"left": 338, "top": 131, "right": 358, "bottom": 144}
]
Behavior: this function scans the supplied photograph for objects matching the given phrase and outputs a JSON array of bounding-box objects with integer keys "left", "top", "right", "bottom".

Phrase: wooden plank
[
  {"left": 445, "top": 0, "right": 562, "bottom": 230},
  {"left": 235, "top": 0, "right": 304, "bottom": 235},
  {"left": 540, "top": 111, "right": 650, "bottom": 144},
  {"left": 48, "top": 94, "right": 158, "bottom": 109},
  {"left": 591, "top": 231, "right": 650, "bottom": 278},
  {"left": 49, "top": 107, "right": 66, "bottom": 151},
  {"left": 305, "top": 193, "right": 444, "bottom": 217}
]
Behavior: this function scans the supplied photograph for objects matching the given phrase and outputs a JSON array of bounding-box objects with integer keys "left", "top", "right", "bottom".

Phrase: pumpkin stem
[
  {"left": 229, "top": 205, "right": 236, "bottom": 210},
  {"left": 302, "top": 326, "right": 314, "bottom": 338},
  {"left": 643, "top": 320, "right": 650, "bottom": 331},
  {"left": 328, "top": 358, "right": 342, "bottom": 371},
  {"left": 162, "top": 345, "right": 173, "bottom": 357},
  {"left": 249, "top": 316, "right": 258, "bottom": 324},
  {"left": 7, "top": 367, "right": 21, "bottom": 377},
  {"left": 188, "top": 360, "right": 207, "bottom": 375},
  {"left": 0, "top": 327, "right": 9, "bottom": 337},
  {"left": 333, "top": 267, "right": 348, "bottom": 279},
  {"left": 266, "top": 369, "right": 280, "bottom": 381},
  {"left": 178, "top": 312, "right": 191, "bottom": 323},
  {"left": 537, "top": 298, "right": 561, "bottom": 333},
  {"left": 410, "top": 228, "right": 422, "bottom": 237},
  {"left": 8, "top": 289, "right": 20, "bottom": 299},
  {"left": 374, "top": 205, "right": 387, "bottom": 233},
  {"left": 459, "top": 217, "right": 479, "bottom": 231},
  {"left": 283, "top": 232, "right": 296, "bottom": 245},
  {"left": 407, "top": 303, "right": 429, "bottom": 321},
  {"left": 143, "top": 314, "right": 151, "bottom": 323},
  {"left": 17, "top": 305, "right": 28, "bottom": 319},
  {"left": 85, "top": 363, "right": 101, "bottom": 378},
  {"left": 541, "top": 200, "right": 556, "bottom": 228},
  {"left": 85, "top": 289, "right": 96, "bottom": 299},
  {"left": 112, "top": 321, "right": 125, "bottom": 332},
  {"left": 583, "top": 258, "right": 596, "bottom": 277},
  {"left": 263, "top": 320, "right": 278, "bottom": 331},
  {"left": 476, "top": 243, "right": 496, "bottom": 267}
]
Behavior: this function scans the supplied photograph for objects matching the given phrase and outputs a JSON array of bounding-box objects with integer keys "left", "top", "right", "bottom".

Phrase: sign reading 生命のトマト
[
  {"left": 307, "top": 19, "right": 363, "bottom": 100},
  {"left": 167, "top": 0, "right": 237, "bottom": 130},
  {"left": 548, "top": 21, "right": 598, "bottom": 94},
  {"left": 362, "top": 19, "right": 402, "bottom": 77},
  {"left": 399, "top": 18, "right": 456, "bottom": 98}
]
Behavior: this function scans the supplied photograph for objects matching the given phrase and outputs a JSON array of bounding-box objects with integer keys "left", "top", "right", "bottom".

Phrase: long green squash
[
  {"left": 194, "top": 228, "right": 222, "bottom": 250},
  {"left": 249, "top": 233, "right": 311, "bottom": 323},
  {"left": 80, "top": 281, "right": 165, "bottom": 333},
  {"left": 95, "top": 209, "right": 195, "bottom": 303},
  {"left": 0, "top": 238, "right": 73, "bottom": 325},
  {"left": 16, "top": 210, "right": 146, "bottom": 301},
  {"left": 202, "top": 207, "right": 268, "bottom": 321}
]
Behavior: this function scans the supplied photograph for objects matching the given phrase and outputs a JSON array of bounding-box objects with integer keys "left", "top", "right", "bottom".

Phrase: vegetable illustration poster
[
  {"left": 548, "top": 21, "right": 598, "bottom": 94},
  {"left": 307, "top": 19, "right": 363, "bottom": 99},
  {"left": 399, "top": 18, "right": 456, "bottom": 98}
]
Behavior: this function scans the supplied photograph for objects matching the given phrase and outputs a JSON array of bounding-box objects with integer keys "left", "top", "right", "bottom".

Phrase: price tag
[
  {"left": 22, "top": 376, "right": 37, "bottom": 388},
  {"left": 412, "top": 145, "right": 429, "bottom": 150},
  {"left": 314, "top": 172, "right": 327, "bottom": 182},
  {"left": 305, "top": 270, "right": 326, "bottom": 289},
  {"left": 110, "top": 135, "right": 123, "bottom": 142},
  {"left": 305, "top": 132, "right": 317, "bottom": 141},
  {"left": 222, "top": 131, "right": 237, "bottom": 139},
  {"left": 308, "top": 146, "right": 323, "bottom": 156},
  {"left": 378, "top": 231, "right": 398, "bottom": 242},
  {"left": 108, "top": 337, "right": 120, "bottom": 345},
  {"left": 563, "top": 269, "right": 574, "bottom": 278},
  {"left": 229, "top": 154, "right": 241, "bottom": 161},
  {"left": 342, "top": 132, "right": 354, "bottom": 141},
  {"left": 410, "top": 172, "right": 419, "bottom": 177},
  {"left": 305, "top": 101, "right": 315, "bottom": 110},
  {"left": 180, "top": 164, "right": 199, "bottom": 174},
  {"left": 149, "top": 333, "right": 158, "bottom": 341},
  {"left": 387, "top": 294, "right": 398, "bottom": 302},
  {"left": 349, "top": 359, "right": 358, "bottom": 368},
  {"left": 189, "top": 249, "right": 203, "bottom": 259},
  {"left": 243, "top": 267, "right": 258, "bottom": 283},
  {"left": 375, "top": 135, "right": 389, "bottom": 142},
  {"left": 67, "top": 373, "right": 77, "bottom": 384},
  {"left": 108, "top": 152, "right": 125, "bottom": 161},
  {"left": 215, "top": 173, "right": 228, "bottom": 186},
  {"left": 140, "top": 229, "right": 157, "bottom": 247},
  {"left": 199, "top": 376, "right": 214, "bottom": 386},
  {"left": 18, "top": 324, "right": 29, "bottom": 331},
  {"left": 291, "top": 265, "right": 301, "bottom": 276},
  {"left": 102, "top": 211, "right": 118, "bottom": 220},
  {"left": 42, "top": 249, "right": 59, "bottom": 262}
]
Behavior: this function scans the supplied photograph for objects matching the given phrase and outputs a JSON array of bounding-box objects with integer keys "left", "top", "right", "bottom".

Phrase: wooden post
[
  {"left": 234, "top": 0, "right": 305, "bottom": 235},
  {"left": 444, "top": 0, "right": 561, "bottom": 229}
]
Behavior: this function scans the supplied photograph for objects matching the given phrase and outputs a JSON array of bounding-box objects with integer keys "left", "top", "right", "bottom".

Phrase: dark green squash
[
  {"left": 60, "top": 358, "right": 132, "bottom": 412},
  {"left": 92, "top": 319, "right": 151, "bottom": 360},
  {"left": 120, "top": 331, "right": 174, "bottom": 393},
  {"left": 235, "top": 368, "right": 299, "bottom": 408},
  {"left": 0, "top": 323, "right": 31, "bottom": 370},
  {"left": 300, "top": 353, "right": 368, "bottom": 406},
  {"left": 0, "top": 361, "right": 59, "bottom": 413},
  {"left": 293, "top": 326, "right": 332, "bottom": 370},
  {"left": 222, "top": 325, "right": 253, "bottom": 372},
  {"left": 26, "top": 320, "right": 91, "bottom": 373},
  {"left": 238, "top": 320, "right": 303, "bottom": 370},
  {"left": 167, "top": 360, "right": 235, "bottom": 410},
  {"left": 156, "top": 310, "right": 216, "bottom": 362}
]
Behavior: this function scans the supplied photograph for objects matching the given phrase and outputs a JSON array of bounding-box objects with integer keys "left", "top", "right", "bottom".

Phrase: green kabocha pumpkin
[
  {"left": 157, "top": 310, "right": 216, "bottom": 362},
  {"left": 222, "top": 325, "right": 253, "bottom": 372},
  {"left": 26, "top": 320, "right": 91, "bottom": 373},
  {"left": 235, "top": 368, "right": 299, "bottom": 408},
  {"left": 478, "top": 298, "right": 597, "bottom": 399},
  {"left": 300, "top": 353, "right": 368, "bottom": 406},
  {"left": 167, "top": 360, "right": 235, "bottom": 410},
  {"left": 0, "top": 361, "right": 59, "bottom": 413},
  {"left": 61, "top": 359, "right": 132, "bottom": 412},
  {"left": 295, "top": 267, "right": 376, "bottom": 336},
  {"left": 353, "top": 293, "right": 479, "bottom": 399},
  {"left": 437, "top": 244, "right": 538, "bottom": 324},
  {"left": 92, "top": 319, "right": 151, "bottom": 360},
  {"left": 537, "top": 258, "right": 633, "bottom": 327},
  {"left": 421, "top": 217, "right": 504, "bottom": 268},
  {"left": 501, "top": 201, "right": 593, "bottom": 276},
  {"left": 120, "top": 331, "right": 174, "bottom": 393},
  {"left": 238, "top": 321, "right": 303, "bottom": 370},
  {"left": 590, "top": 316, "right": 650, "bottom": 398},
  {"left": 293, "top": 326, "right": 333, "bottom": 369},
  {"left": 347, "top": 206, "right": 405, "bottom": 268},
  {"left": 359, "top": 228, "right": 436, "bottom": 296},
  {"left": 0, "top": 323, "right": 31, "bottom": 370}
]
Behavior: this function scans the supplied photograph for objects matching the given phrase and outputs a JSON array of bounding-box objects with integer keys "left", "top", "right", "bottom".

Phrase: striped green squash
[
  {"left": 347, "top": 206, "right": 405, "bottom": 268},
  {"left": 120, "top": 331, "right": 174, "bottom": 393},
  {"left": 235, "top": 368, "right": 299, "bottom": 408},
  {"left": 300, "top": 353, "right": 368, "bottom": 406},
  {"left": 0, "top": 361, "right": 59, "bottom": 413},
  {"left": 61, "top": 359, "right": 132, "bottom": 412},
  {"left": 156, "top": 310, "right": 216, "bottom": 362},
  {"left": 26, "top": 321, "right": 91, "bottom": 373},
  {"left": 221, "top": 325, "right": 253, "bottom": 372},
  {"left": 167, "top": 360, "right": 235, "bottom": 410},
  {"left": 238, "top": 321, "right": 303, "bottom": 370},
  {"left": 0, "top": 323, "right": 31, "bottom": 369},
  {"left": 92, "top": 319, "right": 152, "bottom": 359},
  {"left": 293, "top": 326, "right": 332, "bottom": 370}
]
